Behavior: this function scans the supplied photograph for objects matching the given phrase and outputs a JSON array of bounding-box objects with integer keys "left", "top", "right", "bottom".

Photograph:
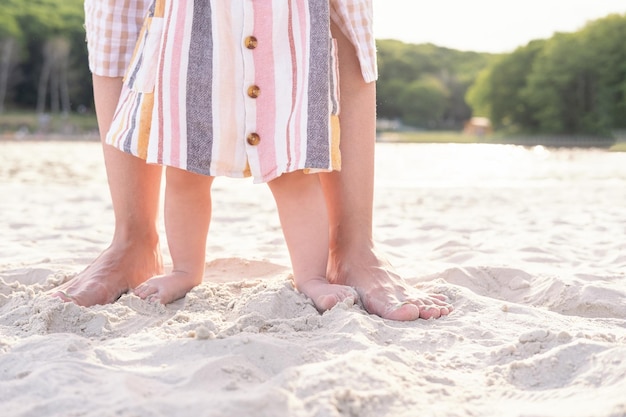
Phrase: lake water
[{"left": 374, "top": 143, "right": 626, "bottom": 189}]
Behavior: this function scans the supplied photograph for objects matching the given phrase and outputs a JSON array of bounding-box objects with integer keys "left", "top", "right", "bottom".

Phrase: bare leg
[
  {"left": 134, "top": 167, "right": 213, "bottom": 304},
  {"left": 51, "top": 75, "right": 163, "bottom": 306},
  {"left": 268, "top": 171, "right": 357, "bottom": 311},
  {"left": 321, "top": 23, "right": 453, "bottom": 320}
]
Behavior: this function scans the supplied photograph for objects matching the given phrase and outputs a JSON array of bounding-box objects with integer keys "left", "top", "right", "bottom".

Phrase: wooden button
[
  {"left": 247, "top": 133, "right": 261, "bottom": 146},
  {"left": 247, "top": 85, "right": 260, "bottom": 98},
  {"left": 244, "top": 36, "right": 258, "bottom": 49}
]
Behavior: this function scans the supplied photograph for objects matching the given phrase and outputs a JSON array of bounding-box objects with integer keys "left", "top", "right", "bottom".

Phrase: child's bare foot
[
  {"left": 134, "top": 270, "right": 202, "bottom": 304},
  {"left": 295, "top": 276, "right": 359, "bottom": 312},
  {"left": 328, "top": 245, "right": 453, "bottom": 321},
  {"left": 51, "top": 240, "right": 163, "bottom": 306}
]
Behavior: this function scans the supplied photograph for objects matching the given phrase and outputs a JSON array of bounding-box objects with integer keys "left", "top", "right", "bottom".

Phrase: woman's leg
[
  {"left": 321, "top": 22, "right": 452, "bottom": 320},
  {"left": 52, "top": 75, "right": 163, "bottom": 306}
]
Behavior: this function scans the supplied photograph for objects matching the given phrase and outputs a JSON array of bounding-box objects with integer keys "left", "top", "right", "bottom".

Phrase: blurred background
[{"left": 0, "top": 0, "right": 625, "bottom": 149}]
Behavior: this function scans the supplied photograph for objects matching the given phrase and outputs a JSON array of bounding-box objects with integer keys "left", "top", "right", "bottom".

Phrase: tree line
[
  {"left": 0, "top": 0, "right": 89, "bottom": 114},
  {"left": 376, "top": 39, "right": 496, "bottom": 130},
  {"left": 1, "top": 0, "right": 624, "bottom": 138},
  {"left": 467, "top": 13, "right": 626, "bottom": 137}
]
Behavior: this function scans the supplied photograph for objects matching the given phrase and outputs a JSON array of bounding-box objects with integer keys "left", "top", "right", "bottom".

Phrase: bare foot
[
  {"left": 295, "top": 276, "right": 359, "bottom": 312},
  {"left": 328, "top": 246, "right": 453, "bottom": 320},
  {"left": 133, "top": 270, "right": 203, "bottom": 304},
  {"left": 51, "top": 240, "right": 163, "bottom": 306}
]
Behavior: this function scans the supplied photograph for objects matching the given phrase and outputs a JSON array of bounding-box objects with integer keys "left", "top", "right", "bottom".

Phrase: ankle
[
  {"left": 329, "top": 230, "right": 374, "bottom": 258},
  {"left": 111, "top": 226, "right": 160, "bottom": 251},
  {"left": 171, "top": 268, "right": 205, "bottom": 286}
]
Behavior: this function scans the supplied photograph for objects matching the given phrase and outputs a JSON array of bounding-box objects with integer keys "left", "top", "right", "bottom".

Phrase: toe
[
  {"left": 134, "top": 284, "right": 158, "bottom": 300},
  {"left": 315, "top": 294, "right": 342, "bottom": 311},
  {"left": 431, "top": 294, "right": 451, "bottom": 305},
  {"left": 419, "top": 306, "right": 442, "bottom": 320},
  {"left": 51, "top": 290, "right": 74, "bottom": 303},
  {"left": 146, "top": 293, "right": 163, "bottom": 304},
  {"left": 384, "top": 302, "right": 421, "bottom": 321},
  {"left": 421, "top": 304, "right": 453, "bottom": 319},
  {"left": 431, "top": 297, "right": 454, "bottom": 313}
]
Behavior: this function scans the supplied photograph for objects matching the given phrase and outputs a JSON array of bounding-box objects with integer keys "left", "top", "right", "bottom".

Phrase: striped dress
[{"left": 106, "top": 0, "right": 373, "bottom": 183}]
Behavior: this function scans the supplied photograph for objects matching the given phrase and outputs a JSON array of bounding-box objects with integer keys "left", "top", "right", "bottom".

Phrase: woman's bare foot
[
  {"left": 133, "top": 270, "right": 203, "bottom": 304},
  {"left": 295, "top": 276, "right": 358, "bottom": 312},
  {"left": 51, "top": 239, "right": 163, "bottom": 306},
  {"left": 328, "top": 245, "right": 453, "bottom": 320}
]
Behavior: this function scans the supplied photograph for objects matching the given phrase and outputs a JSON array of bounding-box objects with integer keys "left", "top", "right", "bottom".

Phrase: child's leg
[
  {"left": 134, "top": 166, "right": 214, "bottom": 304},
  {"left": 267, "top": 171, "right": 357, "bottom": 311}
]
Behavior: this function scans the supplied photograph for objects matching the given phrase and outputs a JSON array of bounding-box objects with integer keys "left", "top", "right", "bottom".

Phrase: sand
[{"left": 1, "top": 141, "right": 625, "bottom": 417}]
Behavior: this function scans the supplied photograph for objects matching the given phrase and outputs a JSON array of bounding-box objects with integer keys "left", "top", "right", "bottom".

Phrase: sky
[{"left": 372, "top": 0, "right": 626, "bottom": 53}]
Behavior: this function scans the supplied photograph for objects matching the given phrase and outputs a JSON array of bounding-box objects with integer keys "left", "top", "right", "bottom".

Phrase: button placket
[{"left": 242, "top": 4, "right": 259, "bottom": 152}]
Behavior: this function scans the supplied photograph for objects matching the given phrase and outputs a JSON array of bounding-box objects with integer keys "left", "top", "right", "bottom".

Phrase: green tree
[
  {"left": 399, "top": 76, "right": 449, "bottom": 128},
  {"left": 522, "top": 32, "right": 597, "bottom": 134},
  {"left": 1, "top": 0, "right": 92, "bottom": 112},
  {"left": 376, "top": 39, "right": 495, "bottom": 129},
  {"left": 467, "top": 13, "right": 626, "bottom": 137},
  {"left": 0, "top": 4, "right": 22, "bottom": 113},
  {"left": 581, "top": 14, "right": 626, "bottom": 130},
  {"left": 467, "top": 40, "right": 545, "bottom": 132}
]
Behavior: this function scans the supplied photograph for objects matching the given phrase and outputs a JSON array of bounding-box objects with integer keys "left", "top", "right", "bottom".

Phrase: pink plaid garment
[
  {"left": 84, "top": 0, "right": 152, "bottom": 77},
  {"left": 330, "top": 0, "right": 378, "bottom": 82}
]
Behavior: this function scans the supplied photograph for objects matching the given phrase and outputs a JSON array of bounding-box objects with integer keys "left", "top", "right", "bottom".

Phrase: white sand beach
[{"left": 1, "top": 140, "right": 625, "bottom": 417}]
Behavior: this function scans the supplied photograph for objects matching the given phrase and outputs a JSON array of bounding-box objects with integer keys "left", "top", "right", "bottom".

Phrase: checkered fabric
[
  {"left": 84, "top": 0, "right": 152, "bottom": 77},
  {"left": 330, "top": 0, "right": 378, "bottom": 82}
]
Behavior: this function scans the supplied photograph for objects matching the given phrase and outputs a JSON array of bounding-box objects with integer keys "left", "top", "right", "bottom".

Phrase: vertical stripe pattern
[
  {"left": 305, "top": 0, "right": 330, "bottom": 169},
  {"left": 186, "top": 0, "right": 214, "bottom": 175},
  {"left": 106, "top": 0, "right": 342, "bottom": 183}
]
